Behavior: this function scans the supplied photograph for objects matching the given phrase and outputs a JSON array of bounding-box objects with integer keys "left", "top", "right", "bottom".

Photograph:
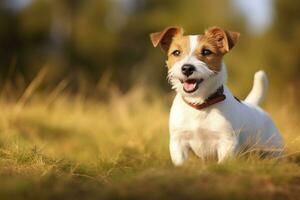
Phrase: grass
[{"left": 0, "top": 84, "right": 299, "bottom": 200}]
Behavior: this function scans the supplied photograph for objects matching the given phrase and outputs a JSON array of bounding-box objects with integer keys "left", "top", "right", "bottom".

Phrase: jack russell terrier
[{"left": 150, "top": 26, "right": 283, "bottom": 165}]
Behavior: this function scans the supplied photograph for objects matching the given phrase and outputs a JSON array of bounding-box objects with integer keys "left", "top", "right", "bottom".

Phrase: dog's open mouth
[{"left": 180, "top": 79, "right": 204, "bottom": 93}]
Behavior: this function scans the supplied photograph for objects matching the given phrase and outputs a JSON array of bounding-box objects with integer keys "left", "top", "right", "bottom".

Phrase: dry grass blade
[
  {"left": 15, "top": 67, "right": 48, "bottom": 112},
  {"left": 45, "top": 79, "right": 69, "bottom": 107}
]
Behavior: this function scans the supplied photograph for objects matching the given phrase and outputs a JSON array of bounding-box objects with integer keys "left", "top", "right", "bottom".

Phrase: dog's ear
[
  {"left": 150, "top": 26, "right": 184, "bottom": 52},
  {"left": 205, "top": 26, "right": 240, "bottom": 53}
]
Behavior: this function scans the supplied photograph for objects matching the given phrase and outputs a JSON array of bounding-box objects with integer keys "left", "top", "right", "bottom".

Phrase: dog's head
[{"left": 150, "top": 26, "right": 240, "bottom": 102}]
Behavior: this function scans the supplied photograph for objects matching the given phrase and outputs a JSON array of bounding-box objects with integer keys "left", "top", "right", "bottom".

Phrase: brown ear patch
[
  {"left": 205, "top": 26, "right": 240, "bottom": 53},
  {"left": 150, "top": 26, "right": 184, "bottom": 52},
  {"left": 224, "top": 30, "right": 240, "bottom": 50}
]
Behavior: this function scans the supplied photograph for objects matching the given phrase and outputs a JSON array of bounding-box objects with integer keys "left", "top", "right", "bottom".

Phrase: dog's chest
[{"left": 169, "top": 96, "right": 233, "bottom": 157}]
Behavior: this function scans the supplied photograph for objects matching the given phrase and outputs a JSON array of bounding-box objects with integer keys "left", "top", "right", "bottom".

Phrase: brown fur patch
[
  {"left": 194, "top": 35, "right": 225, "bottom": 72},
  {"left": 166, "top": 35, "right": 190, "bottom": 69},
  {"left": 193, "top": 27, "right": 240, "bottom": 72}
]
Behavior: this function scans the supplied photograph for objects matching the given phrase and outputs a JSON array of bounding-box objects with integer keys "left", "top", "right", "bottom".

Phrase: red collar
[{"left": 182, "top": 86, "right": 226, "bottom": 110}]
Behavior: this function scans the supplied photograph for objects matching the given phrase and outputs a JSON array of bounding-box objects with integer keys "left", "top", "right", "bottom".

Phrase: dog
[{"left": 150, "top": 26, "right": 284, "bottom": 165}]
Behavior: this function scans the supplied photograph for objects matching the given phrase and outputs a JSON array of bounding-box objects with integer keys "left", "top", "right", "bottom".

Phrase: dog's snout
[{"left": 181, "top": 64, "right": 195, "bottom": 77}]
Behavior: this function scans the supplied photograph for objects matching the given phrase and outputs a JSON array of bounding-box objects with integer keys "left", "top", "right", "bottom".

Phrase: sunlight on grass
[{"left": 0, "top": 84, "right": 299, "bottom": 199}]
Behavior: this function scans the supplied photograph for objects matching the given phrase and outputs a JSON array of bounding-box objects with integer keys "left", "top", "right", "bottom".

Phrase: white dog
[{"left": 150, "top": 26, "right": 283, "bottom": 165}]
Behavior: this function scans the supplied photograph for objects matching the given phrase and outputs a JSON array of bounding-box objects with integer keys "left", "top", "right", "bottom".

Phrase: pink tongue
[{"left": 183, "top": 81, "right": 196, "bottom": 91}]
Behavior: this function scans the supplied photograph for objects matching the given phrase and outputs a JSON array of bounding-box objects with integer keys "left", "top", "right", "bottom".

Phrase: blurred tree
[
  {"left": 264, "top": 0, "right": 300, "bottom": 87},
  {"left": 1, "top": 0, "right": 298, "bottom": 98},
  {"left": 0, "top": 0, "right": 52, "bottom": 89}
]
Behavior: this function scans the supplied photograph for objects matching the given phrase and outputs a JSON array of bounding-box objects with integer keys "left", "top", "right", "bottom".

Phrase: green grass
[{"left": 0, "top": 88, "right": 299, "bottom": 200}]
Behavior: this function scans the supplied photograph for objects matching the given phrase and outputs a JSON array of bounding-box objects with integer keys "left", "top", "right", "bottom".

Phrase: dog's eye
[
  {"left": 172, "top": 50, "right": 181, "bottom": 57},
  {"left": 201, "top": 49, "right": 212, "bottom": 56}
]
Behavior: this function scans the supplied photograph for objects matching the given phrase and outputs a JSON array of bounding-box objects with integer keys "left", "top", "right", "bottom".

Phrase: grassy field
[{"left": 0, "top": 83, "right": 299, "bottom": 200}]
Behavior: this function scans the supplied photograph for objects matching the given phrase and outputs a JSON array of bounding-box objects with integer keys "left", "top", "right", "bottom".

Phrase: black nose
[{"left": 181, "top": 64, "right": 195, "bottom": 77}]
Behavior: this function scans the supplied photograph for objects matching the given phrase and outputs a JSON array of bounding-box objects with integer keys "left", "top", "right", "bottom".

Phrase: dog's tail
[{"left": 244, "top": 70, "right": 268, "bottom": 106}]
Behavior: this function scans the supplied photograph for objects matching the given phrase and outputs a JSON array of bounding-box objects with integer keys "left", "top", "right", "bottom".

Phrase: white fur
[
  {"left": 168, "top": 44, "right": 283, "bottom": 165},
  {"left": 245, "top": 70, "right": 268, "bottom": 105},
  {"left": 189, "top": 35, "right": 198, "bottom": 53}
]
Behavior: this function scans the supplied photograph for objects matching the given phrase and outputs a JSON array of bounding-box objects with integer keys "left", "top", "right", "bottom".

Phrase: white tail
[{"left": 244, "top": 70, "right": 268, "bottom": 106}]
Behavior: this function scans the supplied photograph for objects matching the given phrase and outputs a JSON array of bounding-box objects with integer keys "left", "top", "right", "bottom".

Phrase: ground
[{"left": 0, "top": 87, "right": 299, "bottom": 200}]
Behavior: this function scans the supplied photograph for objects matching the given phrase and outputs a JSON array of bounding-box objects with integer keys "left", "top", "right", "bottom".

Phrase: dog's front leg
[
  {"left": 217, "top": 137, "right": 237, "bottom": 163},
  {"left": 169, "top": 137, "right": 188, "bottom": 166}
]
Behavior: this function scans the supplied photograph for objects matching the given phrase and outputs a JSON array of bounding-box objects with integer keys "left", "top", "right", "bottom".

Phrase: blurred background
[{"left": 0, "top": 0, "right": 299, "bottom": 100}]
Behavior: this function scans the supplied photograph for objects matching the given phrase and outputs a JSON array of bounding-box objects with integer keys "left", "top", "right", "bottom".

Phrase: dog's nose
[{"left": 181, "top": 64, "right": 195, "bottom": 77}]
